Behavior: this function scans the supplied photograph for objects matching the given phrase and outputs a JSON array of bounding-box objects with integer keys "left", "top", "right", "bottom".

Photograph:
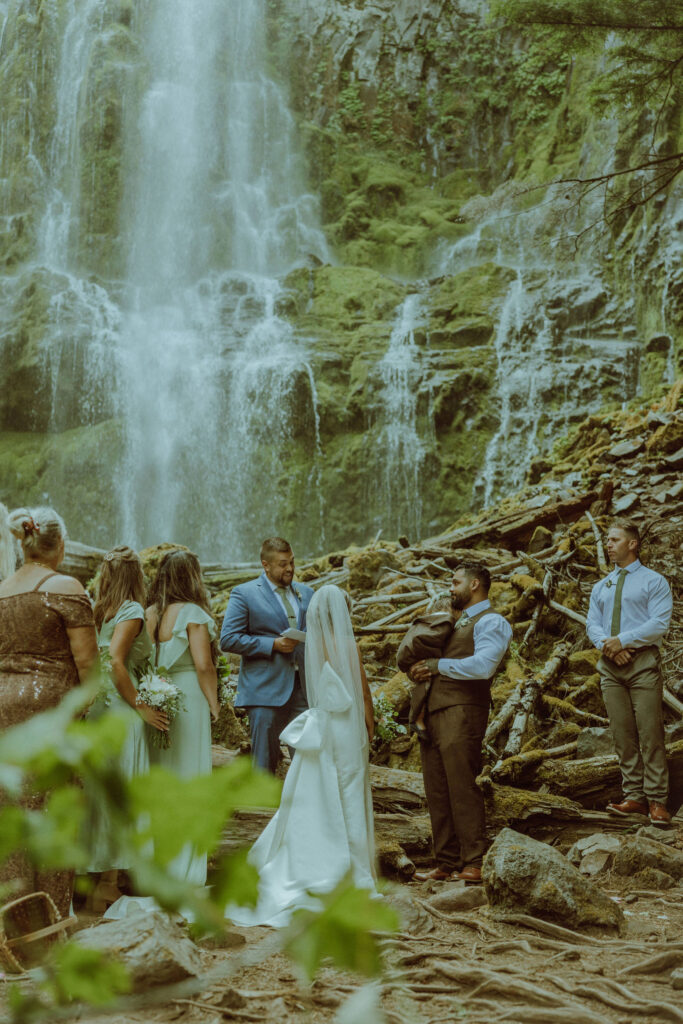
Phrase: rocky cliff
[{"left": 0, "top": 0, "right": 680, "bottom": 556}]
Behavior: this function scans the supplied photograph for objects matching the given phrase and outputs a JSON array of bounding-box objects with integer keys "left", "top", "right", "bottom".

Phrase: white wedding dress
[{"left": 228, "top": 585, "right": 377, "bottom": 928}]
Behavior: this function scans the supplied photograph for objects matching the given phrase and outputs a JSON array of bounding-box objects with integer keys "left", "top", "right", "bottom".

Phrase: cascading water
[
  {"left": 117, "top": 0, "right": 328, "bottom": 557},
  {"left": 438, "top": 183, "right": 642, "bottom": 508},
  {"left": 372, "top": 294, "right": 428, "bottom": 539},
  {"left": 0, "top": 0, "right": 328, "bottom": 558}
]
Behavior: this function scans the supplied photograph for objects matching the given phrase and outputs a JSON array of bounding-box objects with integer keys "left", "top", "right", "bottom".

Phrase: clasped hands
[
  {"left": 408, "top": 660, "right": 435, "bottom": 684},
  {"left": 602, "top": 636, "right": 633, "bottom": 665}
]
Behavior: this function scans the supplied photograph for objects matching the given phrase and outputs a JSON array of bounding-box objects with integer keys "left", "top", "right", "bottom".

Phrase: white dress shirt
[
  {"left": 437, "top": 599, "right": 512, "bottom": 680},
  {"left": 586, "top": 559, "right": 672, "bottom": 651},
  {"left": 267, "top": 577, "right": 302, "bottom": 628}
]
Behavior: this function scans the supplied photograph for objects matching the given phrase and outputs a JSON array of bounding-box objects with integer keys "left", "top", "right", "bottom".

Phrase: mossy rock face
[{"left": 0, "top": 420, "right": 124, "bottom": 548}]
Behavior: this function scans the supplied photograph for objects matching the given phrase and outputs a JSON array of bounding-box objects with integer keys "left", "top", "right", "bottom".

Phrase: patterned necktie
[
  {"left": 456, "top": 613, "right": 470, "bottom": 630},
  {"left": 610, "top": 569, "right": 628, "bottom": 636},
  {"left": 276, "top": 586, "right": 298, "bottom": 628}
]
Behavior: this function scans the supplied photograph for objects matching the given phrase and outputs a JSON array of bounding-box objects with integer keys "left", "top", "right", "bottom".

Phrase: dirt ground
[{"left": 10, "top": 825, "right": 679, "bottom": 1024}]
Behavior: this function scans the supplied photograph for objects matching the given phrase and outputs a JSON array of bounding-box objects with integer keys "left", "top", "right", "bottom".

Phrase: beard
[{"left": 450, "top": 594, "right": 466, "bottom": 611}]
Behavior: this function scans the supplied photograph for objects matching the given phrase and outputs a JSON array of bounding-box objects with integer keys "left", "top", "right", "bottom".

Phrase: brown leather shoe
[
  {"left": 649, "top": 802, "right": 672, "bottom": 827},
  {"left": 413, "top": 867, "right": 454, "bottom": 882},
  {"left": 456, "top": 865, "right": 482, "bottom": 883},
  {"left": 607, "top": 799, "right": 649, "bottom": 817}
]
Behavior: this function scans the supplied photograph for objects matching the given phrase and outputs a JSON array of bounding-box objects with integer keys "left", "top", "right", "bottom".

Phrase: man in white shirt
[
  {"left": 409, "top": 561, "right": 512, "bottom": 883},
  {"left": 586, "top": 518, "right": 673, "bottom": 826}
]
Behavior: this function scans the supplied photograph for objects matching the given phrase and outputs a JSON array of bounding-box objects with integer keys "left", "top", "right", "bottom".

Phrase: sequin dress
[{"left": 0, "top": 579, "right": 95, "bottom": 917}]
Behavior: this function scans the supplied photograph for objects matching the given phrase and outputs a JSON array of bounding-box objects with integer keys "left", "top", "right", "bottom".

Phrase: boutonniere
[
  {"left": 291, "top": 584, "right": 303, "bottom": 603},
  {"left": 605, "top": 579, "right": 614, "bottom": 589}
]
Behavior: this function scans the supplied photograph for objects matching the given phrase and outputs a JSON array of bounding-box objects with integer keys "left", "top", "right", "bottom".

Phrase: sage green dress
[
  {"left": 149, "top": 603, "right": 216, "bottom": 886},
  {"left": 87, "top": 600, "right": 152, "bottom": 871}
]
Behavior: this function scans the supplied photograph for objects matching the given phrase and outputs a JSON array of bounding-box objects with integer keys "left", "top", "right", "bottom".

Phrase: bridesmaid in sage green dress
[
  {"left": 87, "top": 546, "right": 168, "bottom": 909},
  {"left": 145, "top": 549, "right": 219, "bottom": 886}
]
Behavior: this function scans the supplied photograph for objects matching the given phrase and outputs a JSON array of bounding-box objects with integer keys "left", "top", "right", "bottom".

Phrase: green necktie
[
  {"left": 610, "top": 569, "right": 628, "bottom": 636},
  {"left": 276, "top": 586, "right": 298, "bottom": 628}
]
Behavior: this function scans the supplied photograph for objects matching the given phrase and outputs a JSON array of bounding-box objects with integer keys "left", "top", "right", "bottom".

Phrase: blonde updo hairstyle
[
  {"left": 7, "top": 506, "right": 67, "bottom": 564},
  {"left": 93, "top": 546, "right": 146, "bottom": 630}
]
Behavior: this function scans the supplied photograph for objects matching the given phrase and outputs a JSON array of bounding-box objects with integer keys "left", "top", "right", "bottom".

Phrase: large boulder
[
  {"left": 612, "top": 834, "right": 683, "bottom": 880},
  {"left": 74, "top": 910, "right": 204, "bottom": 989},
  {"left": 482, "top": 828, "right": 623, "bottom": 931}
]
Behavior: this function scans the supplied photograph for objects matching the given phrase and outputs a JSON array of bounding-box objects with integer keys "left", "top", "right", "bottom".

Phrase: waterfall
[
  {"left": 372, "top": 294, "right": 428, "bottom": 539},
  {"left": 0, "top": 0, "right": 328, "bottom": 558},
  {"left": 438, "top": 188, "right": 642, "bottom": 507},
  {"left": 115, "top": 0, "right": 328, "bottom": 557}
]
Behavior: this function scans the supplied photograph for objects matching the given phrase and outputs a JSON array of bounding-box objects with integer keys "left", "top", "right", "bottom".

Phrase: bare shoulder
[{"left": 43, "top": 574, "right": 86, "bottom": 596}]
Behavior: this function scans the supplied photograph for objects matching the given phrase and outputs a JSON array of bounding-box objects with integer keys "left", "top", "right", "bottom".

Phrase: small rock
[
  {"left": 613, "top": 492, "right": 640, "bottom": 513},
  {"left": 672, "top": 968, "right": 683, "bottom": 990},
  {"left": 197, "top": 929, "right": 247, "bottom": 951},
  {"left": 612, "top": 835, "right": 683, "bottom": 880},
  {"left": 576, "top": 727, "right": 614, "bottom": 759},
  {"left": 607, "top": 438, "right": 644, "bottom": 460},
  {"left": 567, "top": 832, "right": 621, "bottom": 875},
  {"left": 428, "top": 884, "right": 488, "bottom": 913},
  {"left": 528, "top": 525, "right": 553, "bottom": 552},
  {"left": 636, "top": 824, "right": 679, "bottom": 845},
  {"left": 660, "top": 446, "right": 683, "bottom": 470},
  {"left": 384, "top": 893, "right": 433, "bottom": 936},
  {"left": 482, "top": 828, "right": 623, "bottom": 931},
  {"left": 627, "top": 868, "right": 676, "bottom": 890},
  {"left": 74, "top": 910, "right": 203, "bottom": 989}
]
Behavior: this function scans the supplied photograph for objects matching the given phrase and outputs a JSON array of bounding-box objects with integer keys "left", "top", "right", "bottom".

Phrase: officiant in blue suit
[{"left": 220, "top": 537, "right": 314, "bottom": 773}]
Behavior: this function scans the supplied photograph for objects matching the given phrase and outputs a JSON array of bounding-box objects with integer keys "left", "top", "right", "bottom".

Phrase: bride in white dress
[{"left": 228, "top": 584, "right": 377, "bottom": 927}]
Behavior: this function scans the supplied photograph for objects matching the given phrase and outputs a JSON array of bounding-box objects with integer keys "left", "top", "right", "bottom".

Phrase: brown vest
[{"left": 428, "top": 608, "right": 501, "bottom": 712}]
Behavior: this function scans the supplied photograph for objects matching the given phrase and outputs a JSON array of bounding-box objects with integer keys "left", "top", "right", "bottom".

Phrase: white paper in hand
[{"left": 281, "top": 627, "right": 306, "bottom": 643}]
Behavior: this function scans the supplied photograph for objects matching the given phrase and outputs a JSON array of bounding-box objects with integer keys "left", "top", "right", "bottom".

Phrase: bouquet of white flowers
[{"left": 136, "top": 667, "right": 185, "bottom": 749}]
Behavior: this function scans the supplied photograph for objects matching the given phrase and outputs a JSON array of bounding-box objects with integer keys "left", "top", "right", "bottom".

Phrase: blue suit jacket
[{"left": 219, "top": 572, "right": 314, "bottom": 708}]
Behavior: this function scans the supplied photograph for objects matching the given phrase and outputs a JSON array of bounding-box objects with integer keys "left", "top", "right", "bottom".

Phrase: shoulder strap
[{"left": 32, "top": 572, "right": 58, "bottom": 592}]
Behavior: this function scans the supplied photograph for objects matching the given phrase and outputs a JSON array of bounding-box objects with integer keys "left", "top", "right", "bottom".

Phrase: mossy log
[
  {"left": 535, "top": 738, "right": 683, "bottom": 814},
  {"left": 425, "top": 491, "right": 598, "bottom": 551},
  {"left": 491, "top": 741, "right": 578, "bottom": 785},
  {"left": 494, "top": 642, "right": 569, "bottom": 768},
  {"left": 218, "top": 807, "right": 432, "bottom": 869}
]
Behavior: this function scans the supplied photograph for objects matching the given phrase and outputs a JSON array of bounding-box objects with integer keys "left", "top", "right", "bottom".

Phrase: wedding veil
[{"left": 304, "top": 584, "right": 368, "bottom": 750}]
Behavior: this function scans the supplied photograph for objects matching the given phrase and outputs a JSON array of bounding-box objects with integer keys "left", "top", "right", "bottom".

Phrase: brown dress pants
[
  {"left": 599, "top": 646, "right": 668, "bottom": 804},
  {"left": 420, "top": 703, "right": 489, "bottom": 871}
]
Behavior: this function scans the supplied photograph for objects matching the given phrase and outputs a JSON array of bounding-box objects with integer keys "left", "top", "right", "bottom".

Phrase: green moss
[{"left": 0, "top": 420, "right": 124, "bottom": 548}]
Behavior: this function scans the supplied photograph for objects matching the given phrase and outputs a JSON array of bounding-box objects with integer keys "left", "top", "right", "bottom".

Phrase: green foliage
[
  {"left": 0, "top": 678, "right": 396, "bottom": 1018},
  {"left": 283, "top": 876, "right": 399, "bottom": 980},
  {"left": 44, "top": 942, "right": 131, "bottom": 1006},
  {"left": 129, "top": 761, "right": 280, "bottom": 866},
  {"left": 372, "top": 694, "right": 407, "bottom": 743}
]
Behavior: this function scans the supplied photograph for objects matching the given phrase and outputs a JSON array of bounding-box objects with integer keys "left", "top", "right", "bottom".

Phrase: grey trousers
[{"left": 599, "top": 646, "right": 668, "bottom": 804}]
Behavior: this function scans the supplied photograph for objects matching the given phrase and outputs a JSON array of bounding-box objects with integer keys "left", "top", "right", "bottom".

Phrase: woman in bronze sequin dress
[{"left": 0, "top": 505, "right": 98, "bottom": 917}]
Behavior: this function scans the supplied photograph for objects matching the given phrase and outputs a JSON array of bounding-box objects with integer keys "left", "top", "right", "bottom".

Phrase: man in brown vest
[{"left": 409, "top": 561, "right": 512, "bottom": 882}]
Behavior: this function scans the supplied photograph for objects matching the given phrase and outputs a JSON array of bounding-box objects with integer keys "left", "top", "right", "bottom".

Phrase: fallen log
[
  {"left": 368, "top": 764, "right": 426, "bottom": 811},
  {"left": 217, "top": 807, "right": 432, "bottom": 872},
  {"left": 585, "top": 511, "right": 608, "bottom": 574},
  {"left": 62, "top": 540, "right": 106, "bottom": 583},
  {"left": 534, "top": 738, "right": 683, "bottom": 814},
  {"left": 363, "top": 597, "right": 429, "bottom": 630},
  {"left": 424, "top": 491, "right": 598, "bottom": 551},
  {"left": 547, "top": 599, "right": 588, "bottom": 626},
  {"left": 485, "top": 680, "right": 524, "bottom": 746},
  {"left": 491, "top": 741, "right": 578, "bottom": 785},
  {"left": 494, "top": 643, "right": 570, "bottom": 768}
]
